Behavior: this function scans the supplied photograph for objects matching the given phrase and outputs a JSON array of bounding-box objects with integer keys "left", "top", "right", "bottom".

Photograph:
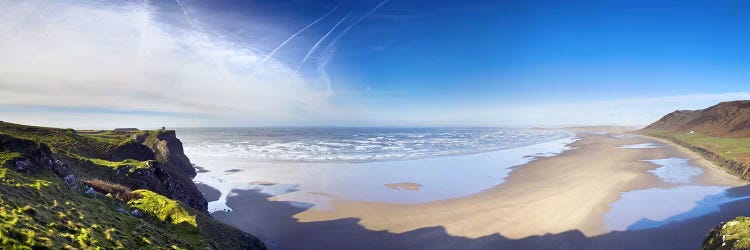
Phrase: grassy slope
[
  {"left": 0, "top": 152, "right": 204, "bottom": 249},
  {"left": 641, "top": 130, "right": 750, "bottom": 163},
  {"left": 0, "top": 122, "right": 265, "bottom": 249},
  {"left": 0, "top": 122, "right": 151, "bottom": 171}
]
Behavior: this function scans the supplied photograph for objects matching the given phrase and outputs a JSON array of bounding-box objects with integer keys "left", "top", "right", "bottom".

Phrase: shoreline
[
  {"left": 636, "top": 134, "right": 747, "bottom": 185},
  {"left": 191, "top": 132, "right": 579, "bottom": 212},
  {"left": 281, "top": 130, "right": 745, "bottom": 239}
]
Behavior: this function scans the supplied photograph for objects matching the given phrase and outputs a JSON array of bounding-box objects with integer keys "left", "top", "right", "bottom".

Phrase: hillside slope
[
  {"left": 0, "top": 122, "right": 266, "bottom": 249},
  {"left": 644, "top": 100, "right": 750, "bottom": 138},
  {"left": 640, "top": 101, "right": 750, "bottom": 179}
]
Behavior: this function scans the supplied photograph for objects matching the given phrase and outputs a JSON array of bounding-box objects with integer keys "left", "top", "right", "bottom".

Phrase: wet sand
[
  {"left": 286, "top": 132, "right": 743, "bottom": 239},
  {"left": 206, "top": 129, "right": 748, "bottom": 249},
  {"left": 212, "top": 185, "right": 750, "bottom": 250}
]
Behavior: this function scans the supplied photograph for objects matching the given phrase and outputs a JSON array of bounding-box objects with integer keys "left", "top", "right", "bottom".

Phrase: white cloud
[
  {"left": 498, "top": 92, "right": 750, "bottom": 127},
  {"left": 0, "top": 0, "right": 331, "bottom": 124},
  {"left": 470, "top": 92, "right": 750, "bottom": 127},
  {"left": 350, "top": 92, "right": 750, "bottom": 128}
]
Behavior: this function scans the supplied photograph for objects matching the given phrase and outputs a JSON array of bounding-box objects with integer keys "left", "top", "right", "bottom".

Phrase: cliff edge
[{"left": 0, "top": 122, "right": 265, "bottom": 249}]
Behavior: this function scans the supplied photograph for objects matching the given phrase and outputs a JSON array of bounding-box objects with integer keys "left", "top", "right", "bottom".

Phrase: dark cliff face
[
  {"left": 108, "top": 130, "right": 206, "bottom": 212},
  {"left": 145, "top": 130, "right": 197, "bottom": 178},
  {"left": 0, "top": 134, "right": 56, "bottom": 175},
  {"left": 643, "top": 100, "right": 750, "bottom": 138}
]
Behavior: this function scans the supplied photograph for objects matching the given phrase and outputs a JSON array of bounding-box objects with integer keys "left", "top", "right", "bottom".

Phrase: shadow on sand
[{"left": 211, "top": 185, "right": 750, "bottom": 250}]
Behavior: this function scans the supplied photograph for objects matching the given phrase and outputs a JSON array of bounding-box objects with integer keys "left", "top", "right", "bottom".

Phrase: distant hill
[{"left": 643, "top": 100, "right": 750, "bottom": 138}]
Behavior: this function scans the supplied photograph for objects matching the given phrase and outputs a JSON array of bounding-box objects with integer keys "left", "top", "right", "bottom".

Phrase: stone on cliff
[{"left": 14, "top": 159, "right": 32, "bottom": 174}]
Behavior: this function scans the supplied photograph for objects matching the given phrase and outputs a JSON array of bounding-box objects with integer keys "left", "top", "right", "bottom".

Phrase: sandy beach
[
  {"left": 198, "top": 128, "right": 750, "bottom": 249},
  {"left": 282, "top": 130, "right": 744, "bottom": 239}
]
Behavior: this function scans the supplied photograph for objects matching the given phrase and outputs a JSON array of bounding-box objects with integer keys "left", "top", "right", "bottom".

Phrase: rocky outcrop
[
  {"left": 90, "top": 130, "right": 207, "bottom": 212},
  {"left": 141, "top": 130, "right": 197, "bottom": 178},
  {"left": 111, "top": 141, "right": 155, "bottom": 161},
  {"left": 111, "top": 130, "right": 205, "bottom": 211},
  {"left": 703, "top": 217, "right": 750, "bottom": 249},
  {"left": 0, "top": 134, "right": 56, "bottom": 175}
]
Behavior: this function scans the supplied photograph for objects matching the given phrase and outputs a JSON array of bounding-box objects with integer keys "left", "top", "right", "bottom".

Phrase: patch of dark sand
[
  {"left": 224, "top": 168, "right": 243, "bottom": 174},
  {"left": 249, "top": 181, "right": 277, "bottom": 186},
  {"left": 307, "top": 191, "right": 336, "bottom": 197},
  {"left": 194, "top": 165, "right": 210, "bottom": 173},
  {"left": 195, "top": 182, "right": 221, "bottom": 202},
  {"left": 211, "top": 185, "right": 750, "bottom": 250},
  {"left": 385, "top": 182, "right": 422, "bottom": 191}
]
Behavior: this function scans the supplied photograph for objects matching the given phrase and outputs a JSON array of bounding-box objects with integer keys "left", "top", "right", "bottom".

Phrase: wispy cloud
[
  {"left": 295, "top": 12, "right": 351, "bottom": 75},
  {"left": 174, "top": 0, "right": 196, "bottom": 28},
  {"left": 315, "top": 0, "right": 392, "bottom": 95},
  {"left": 256, "top": 5, "right": 339, "bottom": 70},
  {"left": 0, "top": 0, "right": 331, "bottom": 126}
]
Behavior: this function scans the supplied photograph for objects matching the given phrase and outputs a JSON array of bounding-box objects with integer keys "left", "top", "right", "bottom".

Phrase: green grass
[
  {"left": 0, "top": 159, "right": 204, "bottom": 249},
  {"left": 77, "top": 130, "right": 144, "bottom": 147},
  {"left": 86, "top": 158, "right": 152, "bottom": 171},
  {"left": 128, "top": 190, "right": 198, "bottom": 228},
  {"left": 0, "top": 151, "right": 22, "bottom": 165},
  {"left": 641, "top": 130, "right": 750, "bottom": 162},
  {"left": 0, "top": 122, "right": 156, "bottom": 175},
  {"left": 0, "top": 122, "right": 154, "bottom": 159},
  {"left": 710, "top": 216, "right": 750, "bottom": 249},
  {"left": 0, "top": 124, "right": 205, "bottom": 249},
  {"left": 0, "top": 122, "right": 119, "bottom": 159}
]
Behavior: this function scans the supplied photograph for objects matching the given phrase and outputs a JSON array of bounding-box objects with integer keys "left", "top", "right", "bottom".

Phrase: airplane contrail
[
  {"left": 174, "top": 0, "right": 196, "bottom": 28},
  {"left": 295, "top": 12, "right": 351, "bottom": 74},
  {"left": 255, "top": 6, "right": 339, "bottom": 69},
  {"left": 329, "top": 0, "right": 390, "bottom": 45},
  {"left": 314, "top": 0, "right": 391, "bottom": 93}
]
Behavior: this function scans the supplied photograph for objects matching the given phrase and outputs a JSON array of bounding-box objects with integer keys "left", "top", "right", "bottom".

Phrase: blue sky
[{"left": 0, "top": 0, "right": 749, "bottom": 128}]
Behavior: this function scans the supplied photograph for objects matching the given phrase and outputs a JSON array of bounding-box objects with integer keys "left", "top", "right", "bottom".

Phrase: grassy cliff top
[
  {"left": 0, "top": 122, "right": 163, "bottom": 173},
  {"left": 640, "top": 129, "right": 750, "bottom": 163},
  {"left": 0, "top": 121, "right": 155, "bottom": 158}
]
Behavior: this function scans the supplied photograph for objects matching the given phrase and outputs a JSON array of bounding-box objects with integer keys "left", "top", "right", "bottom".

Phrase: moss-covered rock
[
  {"left": 129, "top": 189, "right": 198, "bottom": 228},
  {"left": 704, "top": 217, "right": 750, "bottom": 250},
  {"left": 0, "top": 122, "right": 266, "bottom": 249}
]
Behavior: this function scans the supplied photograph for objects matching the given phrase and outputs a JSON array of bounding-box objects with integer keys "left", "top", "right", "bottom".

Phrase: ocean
[
  {"left": 177, "top": 127, "right": 574, "bottom": 163},
  {"left": 176, "top": 127, "right": 578, "bottom": 212}
]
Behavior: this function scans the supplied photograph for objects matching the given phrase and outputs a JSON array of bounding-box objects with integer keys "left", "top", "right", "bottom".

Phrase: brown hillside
[{"left": 643, "top": 100, "right": 750, "bottom": 138}]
